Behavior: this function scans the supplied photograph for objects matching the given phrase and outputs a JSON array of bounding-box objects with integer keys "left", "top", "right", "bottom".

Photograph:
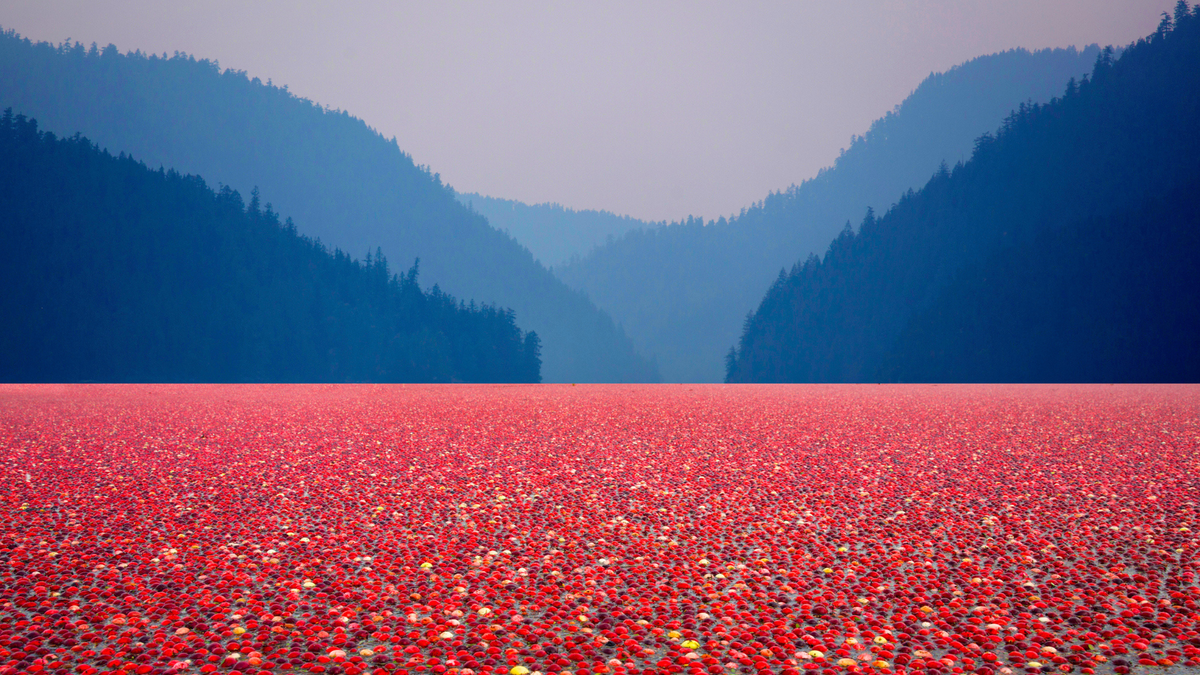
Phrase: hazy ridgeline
[
  {"left": 455, "top": 192, "right": 656, "bottom": 270},
  {"left": 0, "top": 30, "right": 658, "bottom": 383},
  {"left": 0, "top": 111, "right": 542, "bottom": 383},
  {"left": 2, "top": 7, "right": 1193, "bottom": 385},
  {"left": 553, "top": 46, "right": 1099, "bottom": 383},
  {"left": 728, "top": 7, "right": 1200, "bottom": 383}
]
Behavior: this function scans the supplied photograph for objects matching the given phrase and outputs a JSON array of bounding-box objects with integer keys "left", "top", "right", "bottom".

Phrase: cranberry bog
[{"left": 1, "top": 384, "right": 1198, "bottom": 675}]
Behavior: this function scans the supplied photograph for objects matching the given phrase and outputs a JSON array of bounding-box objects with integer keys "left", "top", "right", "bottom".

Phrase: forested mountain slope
[
  {"left": 0, "top": 112, "right": 541, "bottom": 383},
  {"left": 727, "top": 6, "right": 1200, "bottom": 382},
  {"left": 0, "top": 30, "right": 657, "bottom": 383},
  {"left": 557, "top": 46, "right": 1098, "bottom": 382},
  {"left": 455, "top": 192, "right": 655, "bottom": 269},
  {"left": 878, "top": 179, "right": 1200, "bottom": 382}
]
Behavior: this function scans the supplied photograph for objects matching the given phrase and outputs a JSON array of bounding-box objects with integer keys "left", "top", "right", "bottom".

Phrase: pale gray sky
[{"left": 2, "top": 0, "right": 1175, "bottom": 222}]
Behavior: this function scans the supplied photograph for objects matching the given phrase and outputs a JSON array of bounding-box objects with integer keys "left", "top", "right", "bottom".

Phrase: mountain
[
  {"left": 455, "top": 192, "right": 656, "bottom": 269},
  {"left": 556, "top": 45, "right": 1099, "bottom": 382},
  {"left": 878, "top": 179, "right": 1200, "bottom": 382},
  {"left": 0, "top": 111, "right": 541, "bottom": 383},
  {"left": 726, "top": 5, "right": 1200, "bottom": 383},
  {"left": 0, "top": 29, "right": 658, "bottom": 383}
]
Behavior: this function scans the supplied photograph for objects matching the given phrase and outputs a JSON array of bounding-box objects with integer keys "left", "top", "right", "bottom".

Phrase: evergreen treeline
[
  {"left": 0, "top": 30, "right": 658, "bottom": 383},
  {"left": 555, "top": 46, "right": 1097, "bottom": 382},
  {"left": 0, "top": 111, "right": 541, "bottom": 383},
  {"left": 455, "top": 192, "right": 655, "bottom": 269},
  {"left": 726, "top": 4, "right": 1200, "bottom": 383}
]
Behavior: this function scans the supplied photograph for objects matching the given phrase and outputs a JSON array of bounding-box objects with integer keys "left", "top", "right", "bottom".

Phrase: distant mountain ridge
[
  {"left": 556, "top": 45, "right": 1099, "bottom": 382},
  {"left": 455, "top": 192, "right": 656, "bottom": 269},
  {"left": 0, "top": 29, "right": 658, "bottom": 383},
  {"left": 0, "top": 111, "right": 542, "bottom": 383},
  {"left": 727, "top": 5, "right": 1200, "bottom": 382}
]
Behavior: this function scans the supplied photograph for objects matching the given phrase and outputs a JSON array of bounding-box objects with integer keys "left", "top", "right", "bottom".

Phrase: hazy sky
[{"left": 2, "top": 0, "right": 1175, "bottom": 222}]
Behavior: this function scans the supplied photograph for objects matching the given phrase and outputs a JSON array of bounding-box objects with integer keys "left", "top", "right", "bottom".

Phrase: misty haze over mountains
[
  {"left": 553, "top": 46, "right": 1099, "bottom": 382},
  {"left": 729, "top": 8, "right": 1200, "bottom": 382},
  {"left": 2, "top": 4, "right": 1196, "bottom": 384},
  {"left": 454, "top": 193, "right": 654, "bottom": 270},
  {"left": 0, "top": 30, "right": 657, "bottom": 384}
]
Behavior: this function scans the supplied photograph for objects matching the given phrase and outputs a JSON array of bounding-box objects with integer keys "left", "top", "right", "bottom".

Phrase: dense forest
[
  {"left": 555, "top": 46, "right": 1098, "bottom": 382},
  {"left": 0, "top": 30, "right": 657, "bottom": 383},
  {"left": 878, "top": 179, "right": 1200, "bottom": 382},
  {"left": 455, "top": 192, "right": 655, "bottom": 269},
  {"left": 727, "top": 4, "right": 1200, "bottom": 383},
  {"left": 0, "top": 111, "right": 541, "bottom": 383}
]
